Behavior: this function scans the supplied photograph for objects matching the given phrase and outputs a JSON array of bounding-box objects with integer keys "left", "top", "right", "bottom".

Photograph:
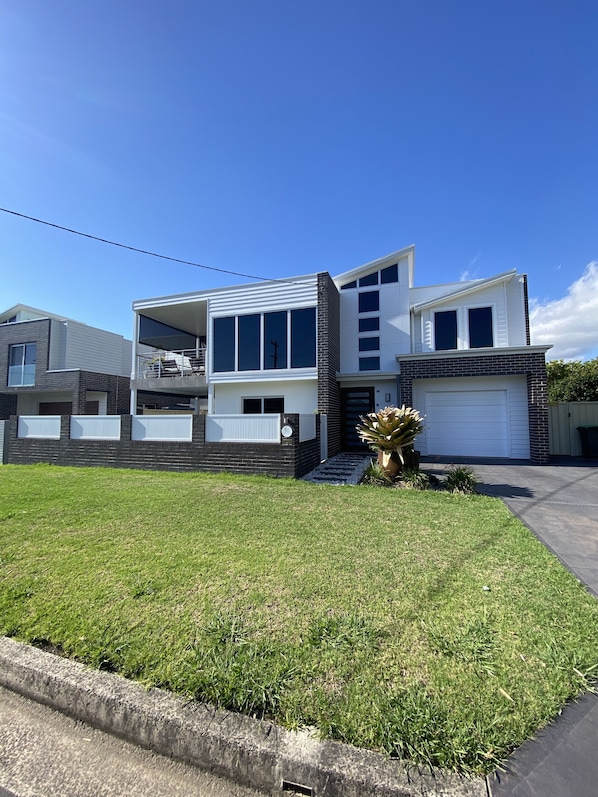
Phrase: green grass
[{"left": 1, "top": 464, "right": 597, "bottom": 775}]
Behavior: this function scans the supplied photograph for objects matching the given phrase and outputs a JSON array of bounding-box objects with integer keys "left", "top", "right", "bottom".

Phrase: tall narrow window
[
  {"left": 264, "top": 311, "right": 287, "bottom": 369},
  {"left": 468, "top": 307, "right": 493, "bottom": 348},
  {"left": 213, "top": 317, "right": 235, "bottom": 372},
  {"left": 290, "top": 307, "right": 316, "bottom": 368},
  {"left": 237, "top": 314, "right": 261, "bottom": 370},
  {"left": 434, "top": 311, "right": 457, "bottom": 350},
  {"left": 8, "top": 343, "right": 36, "bottom": 386}
]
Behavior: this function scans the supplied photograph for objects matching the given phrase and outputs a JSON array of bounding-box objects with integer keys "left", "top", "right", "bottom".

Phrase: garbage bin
[{"left": 577, "top": 426, "right": 598, "bottom": 458}]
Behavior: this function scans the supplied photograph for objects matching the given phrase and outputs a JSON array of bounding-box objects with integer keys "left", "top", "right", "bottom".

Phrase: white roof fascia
[
  {"left": 333, "top": 245, "right": 415, "bottom": 289},
  {"left": 396, "top": 344, "right": 552, "bottom": 363},
  {"left": 132, "top": 272, "right": 320, "bottom": 311},
  {"left": 410, "top": 270, "right": 517, "bottom": 312}
]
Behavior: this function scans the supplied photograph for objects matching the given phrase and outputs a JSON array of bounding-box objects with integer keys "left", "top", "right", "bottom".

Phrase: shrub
[
  {"left": 444, "top": 465, "right": 478, "bottom": 494},
  {"left": 361, "top": 459, "right": 393, "bottom": 486},
  {"left": 398, "top": 467, "right": 430, "bottom": 490}
]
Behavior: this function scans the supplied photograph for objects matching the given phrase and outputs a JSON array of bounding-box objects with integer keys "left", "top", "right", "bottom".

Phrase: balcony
[{"left": 131, "top": 349, "right": 207, "bottom": 394}]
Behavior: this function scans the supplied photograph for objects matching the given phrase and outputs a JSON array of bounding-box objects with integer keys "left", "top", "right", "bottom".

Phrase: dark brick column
[{"left": 317, "top": 273, "right": 341, "bottom": 457}]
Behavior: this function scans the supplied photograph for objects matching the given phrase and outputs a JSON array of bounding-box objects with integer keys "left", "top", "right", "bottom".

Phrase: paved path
[{"left": 424, "top": 457, "right": 598, "bottom": 797}]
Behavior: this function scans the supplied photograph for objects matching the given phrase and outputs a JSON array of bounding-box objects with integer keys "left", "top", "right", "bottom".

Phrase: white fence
[
  {"left": 131, "top": 414, "right": 193, "bottom": 442},
  {"left": 0, "top": 420, "right": 5, "bottom": 464},
  {"left": 14, "top": 413, "right": 317, "bottom": 447},
  {"left": 70, "top": 415, "right": 121, "bottom": 440},
  {"left": 298, "top": 414, "right": 316, "bottom": 442},
  {"left": 206, "top": 414, "right": 280, "bottom": 443},
  {"left": 18, "top": 416, "right": 61, "bottom": 439},
  {"left": 548, "top": 402, "right": 598, "bottom": 456}
]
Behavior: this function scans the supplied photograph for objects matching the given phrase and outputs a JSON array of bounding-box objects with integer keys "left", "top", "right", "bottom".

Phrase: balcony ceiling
[{"left": 139, "top": 301, "right": 207, "bottom": 337}]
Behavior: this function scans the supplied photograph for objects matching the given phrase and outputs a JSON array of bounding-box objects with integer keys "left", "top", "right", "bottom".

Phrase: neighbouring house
[
  {"left": 130, "top": 245, "right": 550, "bottom": 464},
  {"left": 0, "top": 304, "right": 133, "bottom": 419}
]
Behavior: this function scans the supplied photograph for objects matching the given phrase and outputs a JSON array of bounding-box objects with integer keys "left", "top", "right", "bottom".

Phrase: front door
[{"left": 341, "top": 387, "right": 374, "bottom": 451}]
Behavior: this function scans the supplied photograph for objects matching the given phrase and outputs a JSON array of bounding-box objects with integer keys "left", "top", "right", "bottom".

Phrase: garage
[{"left": 413, "top": 376, "right": 530, "bottom": 459}]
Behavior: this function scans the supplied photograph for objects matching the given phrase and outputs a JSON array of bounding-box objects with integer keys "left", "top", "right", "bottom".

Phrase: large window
[
  {"left": 213, "top": 316, "right": 235, "bottom": 372},
  {"left": 469, "top": 307, "right": 493, "bottom": 348},
  {"left": 238, "top": 314, "right": 260, "bottom": 371},
  {"left": 264, "top": 311, "right": 287, "bottom": 370},
  {"left": 8, "top": 343, "right": 36, "bottom": 386},
  {"left": 434, "top": 311, "right": 458, "bottom": 350},
  {"left": 290, "top": 308, "right": 316, "bottom": 368},
  {"left": 213, "top": 307, "right": 316, "bottom": 373}
]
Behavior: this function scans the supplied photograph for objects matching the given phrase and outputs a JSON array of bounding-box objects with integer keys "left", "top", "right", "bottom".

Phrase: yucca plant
[{"left": 356, "top": 405, "right": 424, "bottom": 476}]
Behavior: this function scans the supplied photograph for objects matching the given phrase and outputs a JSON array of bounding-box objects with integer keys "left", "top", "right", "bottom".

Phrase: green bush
[{"left": 444, "top": 465, "right": 478, "bottom": 494}]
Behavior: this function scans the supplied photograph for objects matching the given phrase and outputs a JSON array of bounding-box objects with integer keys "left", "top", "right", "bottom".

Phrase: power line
[{"left": 0, "top": 206, "right": 293, "bottom": 284}]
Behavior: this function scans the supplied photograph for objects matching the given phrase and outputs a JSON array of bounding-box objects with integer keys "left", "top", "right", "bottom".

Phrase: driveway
[
  {"left": 428, "top": 457, "right": 598, "bottom": 597},
  {"left": 423, "top": 456, "right": 598, "bottom": 797}
]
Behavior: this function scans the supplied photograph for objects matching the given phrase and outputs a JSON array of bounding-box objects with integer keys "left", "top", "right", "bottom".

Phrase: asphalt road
[{"left": 0, "top": 686, "right": 261, "bottom": 797}]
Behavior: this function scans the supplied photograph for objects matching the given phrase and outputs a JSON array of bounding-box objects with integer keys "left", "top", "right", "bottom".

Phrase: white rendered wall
[
  {"left": 339, "top": 257, "right": 411, "bottom": 375},
  {"left": 213, "top": 380, "right": 318, "bottom": 415}
]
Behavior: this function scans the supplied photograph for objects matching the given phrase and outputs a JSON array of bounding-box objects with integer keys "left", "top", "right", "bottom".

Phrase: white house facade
[{"left": 129, "top": 245, "right": 550, "bottom": 465}]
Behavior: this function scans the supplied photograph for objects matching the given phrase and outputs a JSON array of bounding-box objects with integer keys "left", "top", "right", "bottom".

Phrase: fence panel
[
  {"left": 548, "top": 402, "right": 598, "bottom": 456},
  {"left": 205, "top": 414, "right": 280, "bottom": 443},
  {"left": 18, "top": 416, "right": 61, "bottom": 439},
  {"left": 70, "top": 416, "right": 121, "bottom": 440},
  {"left": 0, "top": 420, "right": 5, "bottom": 464},
  {"left": 299, "top": 414, "right": 316, "bottom": 442},
  {"left": 131, "top": 414, "right": 193, "bottom": 442}
]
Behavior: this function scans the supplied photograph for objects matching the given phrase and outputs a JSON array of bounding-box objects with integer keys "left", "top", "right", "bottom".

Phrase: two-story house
[
  {"left": 0, "top": 305, "right": 133, "bottom": 419},
  {"left": 130, "top": 245, "right": 550, "bottom": 464}
]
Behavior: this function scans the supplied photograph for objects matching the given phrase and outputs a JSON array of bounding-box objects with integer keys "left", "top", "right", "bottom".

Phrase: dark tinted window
[
  {"left": 243, "top": 398, "right": 262, "bottom": 414},
  {"left": 469, "top": 307, "right": 493, "bottom": 348},
  {"left": 359, "top": 357, "right": 380, "bottom": 371},
  {"left": 341, "top": 280, "right": 357, "bottom": 290},
  {"left": 238, "top": 314, "right": 261, "bottom": 370},
  {"left": 380, "top": 263, "right": 398, "bottom": 284},
  {"left": 291, "top": 307, "right": 316, "bottom": 368},
  {"left": 264, "top": 311, "right": 287, "bottom": 369},
  {"left": 359, "top": 337, "right": 380, "bottom": 352},
  {"left": 213, "top": 316, "right": 235, "bottom": 371},
  {"left": 358, "top": 291, "right": 379, "bottom": 313},
  {"left": 359, "top": 272, "right": 378, "bottom": 287},
  {"left": 264, "top": 397, "right": 284, "bottom": 413},
  {"left": 434, "top": 311, "right": 457, "bottom": 350},
  {"left": 359, "top": 316, "right": 380, "bottom": 332}
]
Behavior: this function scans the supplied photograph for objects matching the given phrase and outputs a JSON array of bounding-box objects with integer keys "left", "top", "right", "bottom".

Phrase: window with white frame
[{"left": 8, "top": 343, "right": 36, "bottom": 386}]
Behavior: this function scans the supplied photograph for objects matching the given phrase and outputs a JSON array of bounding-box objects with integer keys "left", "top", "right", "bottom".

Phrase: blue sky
[{"left": 1, "top": 1, "right": 596, "bottom": 359}]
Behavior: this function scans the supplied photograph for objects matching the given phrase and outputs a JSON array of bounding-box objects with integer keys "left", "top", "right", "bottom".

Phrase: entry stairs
[{"left": 302, "top": 452, "right": 371, "bottom": 486}]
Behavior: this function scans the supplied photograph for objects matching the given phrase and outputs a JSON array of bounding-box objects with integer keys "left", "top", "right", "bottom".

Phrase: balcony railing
[{"left": 137, "top": 349, "right": 206, "bottom": 379}]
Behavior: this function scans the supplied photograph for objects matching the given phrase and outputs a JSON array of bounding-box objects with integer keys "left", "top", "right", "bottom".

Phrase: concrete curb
[{"left": 0, "top": 637, "right": 486, "bottom": 797}]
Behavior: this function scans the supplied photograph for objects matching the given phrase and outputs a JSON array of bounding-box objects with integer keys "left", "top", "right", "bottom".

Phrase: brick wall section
[
  {"left": 522, "top": 275, "right": 531, "bottom": 346},
  {"left": 317, "top": 272, "right": 342, "bottom": 456},
  {"left": 398, "top": 351, "right": 550, "bottom": 463},
  {"left": 6, "top": 413, "right": 321, "bottom": 479}
]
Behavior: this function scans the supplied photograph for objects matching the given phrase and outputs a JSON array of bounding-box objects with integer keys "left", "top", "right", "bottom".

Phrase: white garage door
[{"left": 425, "top": 390, "right": 509, "bottom": 458}]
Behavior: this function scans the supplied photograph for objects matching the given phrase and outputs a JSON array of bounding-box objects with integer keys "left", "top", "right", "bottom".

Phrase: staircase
[{"left": 302, "top": 452, "right": 371, "bottom": 486}]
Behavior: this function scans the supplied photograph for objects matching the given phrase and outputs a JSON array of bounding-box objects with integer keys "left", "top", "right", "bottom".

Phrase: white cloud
[{"left": 529, "top": 262, "right": 598, "bottom": 361}]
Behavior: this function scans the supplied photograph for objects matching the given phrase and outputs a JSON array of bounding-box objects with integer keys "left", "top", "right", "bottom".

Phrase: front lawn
[{"left": 1, "top": 464, "right": 597, "bottom": 775}]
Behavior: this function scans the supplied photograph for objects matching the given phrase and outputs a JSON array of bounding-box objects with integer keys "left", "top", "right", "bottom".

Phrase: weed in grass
[
  {"left": 307, "top": 613, "right": 383, "bottom": 650},
  {"left": 444, "top": 465, "right": 478, "bottom": 494}
]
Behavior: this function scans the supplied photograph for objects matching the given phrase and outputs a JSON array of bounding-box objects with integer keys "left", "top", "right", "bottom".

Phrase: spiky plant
[{"left": 356, "top": 405, "right": 424, "bottom": 474}]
